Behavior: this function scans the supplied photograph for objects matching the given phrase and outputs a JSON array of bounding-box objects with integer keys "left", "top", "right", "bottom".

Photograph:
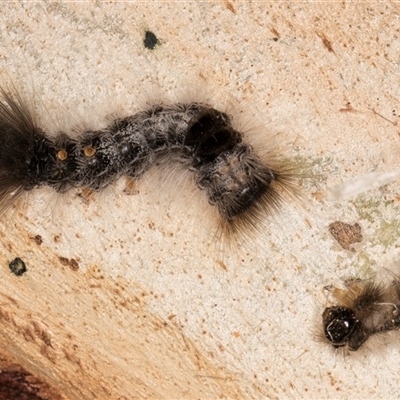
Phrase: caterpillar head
[{"left": 184, "top": 108, "right": 242, "bottom": 164}]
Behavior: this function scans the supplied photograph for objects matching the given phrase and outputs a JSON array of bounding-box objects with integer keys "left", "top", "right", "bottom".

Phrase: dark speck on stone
[
  {"left": 9, "top": 257, "right": 27, "bottom": 276},
  {"left": 144, "top": 30, "right": 159, "bottom": 50}
]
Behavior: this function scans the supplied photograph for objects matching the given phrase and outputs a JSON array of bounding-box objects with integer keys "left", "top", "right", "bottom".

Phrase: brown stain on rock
[
  {"left": 58, "top": 257, "right": 79, "bottom": 271},
  {"left": 329, "top": 221, "right": 362, "bottom": 251},
  {"left": 0, "top": 353, "right": 66, "bottom": 400}
]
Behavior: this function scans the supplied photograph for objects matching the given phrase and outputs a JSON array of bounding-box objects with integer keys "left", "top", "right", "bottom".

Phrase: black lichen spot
[
  {"left": 9, "top": 257, "right": 27, "bottom": 276},
  {"left": 144, "top": 30, "right": 159, "bottom": 50}
]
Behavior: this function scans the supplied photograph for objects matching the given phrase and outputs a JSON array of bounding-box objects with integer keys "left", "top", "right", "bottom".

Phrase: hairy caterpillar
[
  {"left": 322, "top": 277, "right": 400, "bottom": 352},
  {"left": 0, "top": 86, "right": 299, "bottom": 243}
]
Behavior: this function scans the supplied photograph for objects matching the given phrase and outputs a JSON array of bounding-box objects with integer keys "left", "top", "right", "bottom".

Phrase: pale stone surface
[{"left": 0, "top": 2, "right": 400, "bottom": 399}]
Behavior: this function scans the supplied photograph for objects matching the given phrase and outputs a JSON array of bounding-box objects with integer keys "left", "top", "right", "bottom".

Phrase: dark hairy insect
[{"left": 0, "top": 87, "right": 300, "bottom": 242}]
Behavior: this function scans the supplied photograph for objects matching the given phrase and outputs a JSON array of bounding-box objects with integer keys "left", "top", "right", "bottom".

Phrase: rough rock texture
[{"left": 0, "top": 2, "right": 400, "bottom": 399}]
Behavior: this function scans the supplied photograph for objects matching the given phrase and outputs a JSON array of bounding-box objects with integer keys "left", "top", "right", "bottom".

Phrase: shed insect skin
[{"left": 322, "top": 278, "right": 400, "bottom": 351}]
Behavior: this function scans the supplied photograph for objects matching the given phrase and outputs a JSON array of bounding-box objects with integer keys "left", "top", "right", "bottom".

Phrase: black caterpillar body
[{"left": 0, "top": 88, "right": 297, "bottom": 235}]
